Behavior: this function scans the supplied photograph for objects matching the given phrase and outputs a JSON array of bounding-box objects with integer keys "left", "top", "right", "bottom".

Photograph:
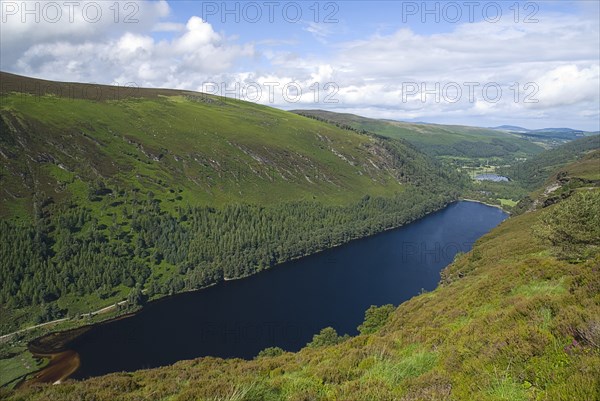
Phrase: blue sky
[
  {"left": 160, "top": 1, "right": 594, "bottom": 72},
  {"left": 1, "top": 1, "right": 599, "bottom": 130},
  {"left": 169, "top": 1, "right": 586, "bottom": 38}
]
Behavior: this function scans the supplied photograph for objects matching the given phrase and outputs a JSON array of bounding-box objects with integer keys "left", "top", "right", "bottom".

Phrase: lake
[
  {"left": 475, "top": 173, "right": 509, "bottom": 182},
  {"left": 68, "top": 201, "right": 507, "bottom": 379}
]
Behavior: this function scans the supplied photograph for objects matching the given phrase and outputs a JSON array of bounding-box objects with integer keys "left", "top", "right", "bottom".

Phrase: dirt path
[
  {"left": 0, "top": 319, "right": 69, "bottom": 342},
  {"left": 0, "top": 300, "right": 128, "bottom": 342}
]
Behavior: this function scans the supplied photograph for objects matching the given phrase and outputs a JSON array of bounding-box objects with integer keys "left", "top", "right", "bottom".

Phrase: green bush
[
  {"left": 307, "top": 327, "right": 348, "bottom": 348},
  {"left": 257, "top": 347, "right": 284, "bottom": 358},
  {"left": 358, "top": 304, "right": 395, "bottom": 335},
  {"left": 533, "top": 190, "right": 600, "bottom": 261}
]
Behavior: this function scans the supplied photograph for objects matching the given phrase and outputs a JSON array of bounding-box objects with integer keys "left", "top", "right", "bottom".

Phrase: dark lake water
[{"left": 69, "top": 201, "right": 507, "bottom": 379}]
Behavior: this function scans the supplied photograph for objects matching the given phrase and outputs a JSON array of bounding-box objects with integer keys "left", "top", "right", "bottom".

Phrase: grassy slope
[
  {"left": 1, "top": 90, "right": 411, "bottom": 219},
  {"left": 292, "top": 109, "right": 544, "bottom": 158},
  {"left": 0, "top": 348, "right": 48, "bottom": 389},
  {"left": 4, "top": 190, "right": 598, "bottom": 401},
  {"left": 563, "top": 149, "right": 600, "bottom": 180}
]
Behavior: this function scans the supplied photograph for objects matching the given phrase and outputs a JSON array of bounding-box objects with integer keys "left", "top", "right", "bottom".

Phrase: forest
[{"left": 0, "top": 185, "right": 455, "bottom": 333}]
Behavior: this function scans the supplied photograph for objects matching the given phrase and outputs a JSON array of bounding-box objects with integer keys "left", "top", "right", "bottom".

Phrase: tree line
[{"left": 0, "top": 188, "right": 455, "bottom": 316}]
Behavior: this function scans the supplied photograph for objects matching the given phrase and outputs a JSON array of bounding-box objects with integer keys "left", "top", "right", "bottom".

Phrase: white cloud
[
  {"left": 174, "top": 16, "right": 220, "bottom": 51},
  {"left": 533, "top": 64, "right": 600, "bottom": 108},
  {"left": 1, "top": 0, "right": 255, "bottom": 89},
  {"left": 7, "top": 13, "right": 254, "bottom": 88},
  {"left": 1, "top": 1, "right": 598, "bottom": 130},
  {"left": 152, "top": 22, "right": 185, "bottom": 32},
  {"left": 303, "top": 21, "right": 335, "bottom": 43},
  {"left": 248, "top": 13, "right": 599, "bottom": 129},
  {"left": 1, "top": 1, "right": 170, "bottom": 65}
]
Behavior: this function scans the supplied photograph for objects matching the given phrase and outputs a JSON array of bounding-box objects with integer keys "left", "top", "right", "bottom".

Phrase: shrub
[
  {"left": 307, "top": 327, "right": 348, "bottom": 348},
  {"left": 257, "top": 347, "right": 284, "bottom": 358},
  {"left": 358, "top": 304, "right": 395, "bottom": 335},
  {"left": 533, "top": 190, "right": 600, "bottom": 261}
]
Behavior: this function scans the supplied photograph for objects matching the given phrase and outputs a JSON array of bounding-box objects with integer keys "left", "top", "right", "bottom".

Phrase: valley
[
  {"left": 1, "top": 2, "right": 599, "bottom": 399},
  {"left": 2, "top": 142, "right": 598, "bottom": 401},
  {"left": 0, "top": 72, "right": 466, "bottom": 388},
  {"left": 1, "top": 73, "right": 598, "bottom": 398}
]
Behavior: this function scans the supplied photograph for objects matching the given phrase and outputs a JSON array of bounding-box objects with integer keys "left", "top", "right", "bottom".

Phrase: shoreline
[
  {"left": 0, "top": 301, "right": 129, "bottom": 344},
  {"left": 17, "top": 350, "right": 80, "bottom": 388},
  {"left": 7, "top": 198, "right": 465, "bottom": 385},
  {"left": 460, "top": 198, "right": 510, "bottom": 212}
]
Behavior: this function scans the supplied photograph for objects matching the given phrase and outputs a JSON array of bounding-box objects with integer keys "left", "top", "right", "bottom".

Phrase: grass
[
  {"left": 361, "top": 346, "right": 438, "bottom": 388},
  {"left": 486, "top": 372, "right": 528, "bottom": 401},
  {"left": 511, "top": 278, "right": 567, "bottom": 297},
  {"left": 564, "top": 149, "right": 600, "bottom": 181},
  {"left": 1, "top": 93, "right": 414, "bottom": 220},
  {"left": 498, "top": 198, "right": 517, "bottom": 207},
  {"left": 0, "top": 348, "right": 47, "bottom": 389}
]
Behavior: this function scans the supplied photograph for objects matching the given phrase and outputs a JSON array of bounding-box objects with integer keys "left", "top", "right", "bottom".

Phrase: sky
[{"left": 1, "top": 0, "right": 599, "bottom": 130}]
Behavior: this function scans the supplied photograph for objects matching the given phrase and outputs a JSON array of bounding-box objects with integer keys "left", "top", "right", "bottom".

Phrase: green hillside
[
  {"left": 0, "top": 73, "right": 465, "bottom": 340},
  {"left": 464, "top": 136, "right": 600, "bottom": 210},
  {"left": 499, "top": 135, "right": 600, "bottom": 190},
  {"left": 3, "top": 158, "right": 598, "bottom": 401},
  {"left": 0, "top": 74, "right": 456, "bottom": 218},
  {"left": 292, "top": 109, "right": 544, "bottom": 160}
]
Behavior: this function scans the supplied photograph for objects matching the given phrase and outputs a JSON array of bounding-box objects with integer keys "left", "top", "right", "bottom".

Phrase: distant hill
[
  {"left": 293, "top": 110, "right": 545, "bottom": 159},
  {"left": 530, "top": 128, "right": 581, "bottom": 133},
  {"left": 490, "top": 125, "right": 530, "bottom": 132},
  {"left": 521, "top": 128, "right": 588, "bottom": 141},
  {"left": 499, "top": 135, "right": 600, "bottom": 190},
  {"left": 491, "top": 125, "right": 595, "bottom": 141}
]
